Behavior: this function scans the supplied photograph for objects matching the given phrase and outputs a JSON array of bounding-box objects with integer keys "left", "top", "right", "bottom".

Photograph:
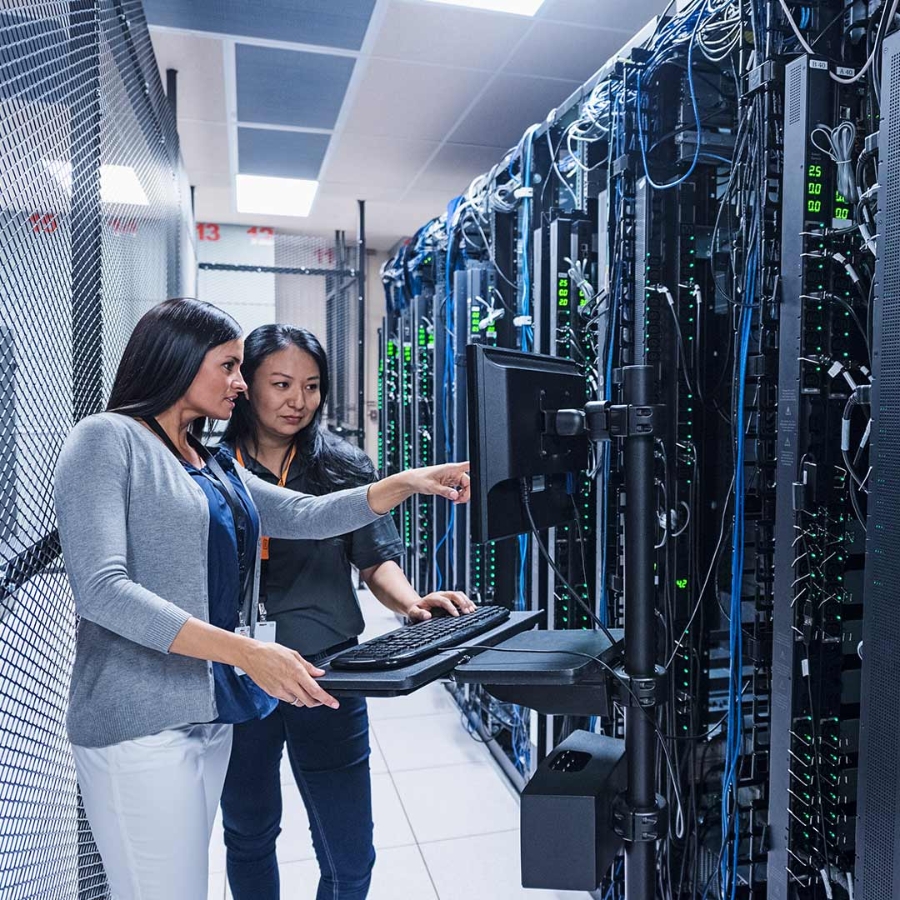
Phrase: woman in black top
[{"left": 219, "top": 325, "right": 473, "bottom": 900}]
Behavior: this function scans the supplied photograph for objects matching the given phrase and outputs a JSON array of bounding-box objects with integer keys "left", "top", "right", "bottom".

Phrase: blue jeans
[{"left": 221, "top": 697, "right": 375, "bottom": 900}]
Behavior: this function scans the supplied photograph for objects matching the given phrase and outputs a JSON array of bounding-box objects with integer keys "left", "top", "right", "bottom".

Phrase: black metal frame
[{"left": 857, "top": 29, "right": 900, "bottom": 900}]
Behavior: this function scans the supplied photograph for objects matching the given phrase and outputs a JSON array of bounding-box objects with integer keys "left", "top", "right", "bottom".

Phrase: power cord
[{"left": 519, "top": 478, "right": 620, "bottom": 649}]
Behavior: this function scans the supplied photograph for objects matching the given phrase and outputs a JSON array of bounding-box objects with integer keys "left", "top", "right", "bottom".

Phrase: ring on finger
[{"left": 291, "top": 697, "right": 301, "bottom": 707}]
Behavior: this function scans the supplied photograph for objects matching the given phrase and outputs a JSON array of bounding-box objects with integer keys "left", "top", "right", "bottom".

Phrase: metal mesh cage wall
[
  {"left": 0, "top": 2, "right": 194, "bottom": 896},
  {"left": 196, "top": 227, "right": 365, "bottom": 447}
]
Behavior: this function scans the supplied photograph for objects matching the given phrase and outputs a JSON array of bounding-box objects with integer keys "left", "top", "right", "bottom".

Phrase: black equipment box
[{"left": 521, "top": 730, "right": 626, "bottom": 891}]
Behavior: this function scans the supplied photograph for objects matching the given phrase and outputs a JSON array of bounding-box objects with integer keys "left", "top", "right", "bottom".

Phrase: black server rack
[
  {"left": 769, "top": 55, "right": 867, "bottom": 898},
  {"left": 857, "top": 29, "right": 900, "bottom": 900}
]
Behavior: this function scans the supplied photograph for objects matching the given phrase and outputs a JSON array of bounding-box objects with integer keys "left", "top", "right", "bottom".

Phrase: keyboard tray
[
  {"left": 451, "top": 628, "right": 624, "bottom": 717},
  {"left": 317, "top": 610, "right": 543, "bottom": 697}
]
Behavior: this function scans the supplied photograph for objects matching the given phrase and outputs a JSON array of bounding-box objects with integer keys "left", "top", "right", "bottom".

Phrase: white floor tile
[
  {"left": 275, "top": 845, "right": 438, "bottom": 900},
  {"left": 368, "top": 727, "right": 389, "bottom": 773},
  {"left": 280, "top": 749, "right": 293, "bottom": 785},
  {"left": 367, "top": 680, "right": 458, "bottom": 721},
  {"left": 209, "top": 809, "right": 226, "bottom": 874},
  {"left": 278, "top": 777, "right": 317, "bottom": 863},
  {"left": 368, "top": 845, "right": 439, "bottom": 900},
  {"left": 371, "top": 771, "right": 417, "bottom": 849},
  {"left": 361, "top": 614, "right": 404, "bottom": 639},
  {"left": 372, "top": 712, "right": 492, "bottom": 772},
  {"left": 277, "top": 770, "right": 416, "bottom": 865},
  {"left": 393, "top": 762, "right": 520, "bottom": 843},
  {"left": 359, "top": 590, "right": 403, "bottom": 627},
  {"left": 207, "top": 870, "right": 225, "bottom": 900},
  {"left": 420, "top": 829, "right": 594, "bottom": 900}
]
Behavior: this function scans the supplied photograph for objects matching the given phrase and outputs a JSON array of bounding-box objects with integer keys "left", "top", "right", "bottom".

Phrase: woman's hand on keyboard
[
  {"left": 241, "top": 641, "right": 340, "bottom": 710},
  {"left": 407, "top": 591, "right": 476, "bottom": 622}
]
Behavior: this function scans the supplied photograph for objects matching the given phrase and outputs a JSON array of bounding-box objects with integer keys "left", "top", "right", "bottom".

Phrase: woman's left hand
[{"left": 407, "top": 591, "right": 477, "bottom": 622}]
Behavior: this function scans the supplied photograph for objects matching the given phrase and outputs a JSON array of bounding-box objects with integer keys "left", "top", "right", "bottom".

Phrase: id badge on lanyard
[{"left": 235, "top": 443, "right": 296, "bottom": 645}]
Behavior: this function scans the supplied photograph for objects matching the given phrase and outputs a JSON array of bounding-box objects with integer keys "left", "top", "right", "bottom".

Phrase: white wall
[{"left": 195, "top": 224, "right": 387, "bottom": 464}]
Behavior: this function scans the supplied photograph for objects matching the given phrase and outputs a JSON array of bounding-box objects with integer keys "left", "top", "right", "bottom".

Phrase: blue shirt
[{"left": 183, "top": 450, "right": 277, "bottom": 724}]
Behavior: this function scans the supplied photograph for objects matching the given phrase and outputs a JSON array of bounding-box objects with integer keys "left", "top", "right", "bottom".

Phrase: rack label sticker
[
  {"left": 809, "top": 59, "right": 828, "bottom": 70},
  {"left": 29, "top": 213, "right": 58, "bottom": 234},
  {"left": 197, "top": 223, "right": 220, "bottom": 241},
  {"left": 247, "top": 226, "right": 274, "bottom": 246},
  {"left": 835, "top": 66, "right": 855, "bottom": 77}
]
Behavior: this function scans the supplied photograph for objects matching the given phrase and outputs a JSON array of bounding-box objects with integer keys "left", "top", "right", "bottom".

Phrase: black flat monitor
[{"left": 466, "top": 344, "right": 589, "bottom": 543}]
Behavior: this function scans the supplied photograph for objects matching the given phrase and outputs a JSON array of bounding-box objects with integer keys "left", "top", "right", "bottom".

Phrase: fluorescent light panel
[
  {"left": 42, "top": 161, "right": 149, "bottom": 206},
  {"left": 235, "top": 174, "right": 319, "bottom": 218},
  {"left": 100, "top": 165, "right": 149, "bottom": 206},
  {"left": 424, "top": 0, "right": 546, "bottom": 14}
]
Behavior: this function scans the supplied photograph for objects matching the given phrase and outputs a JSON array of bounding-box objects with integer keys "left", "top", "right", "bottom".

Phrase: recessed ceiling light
[
  {"left": 100, "top": 165, "right": 150, "bottom": 206},
  {"left": 235, "top": 174, "right": 319, "bottom": 218},
  {"left": 424, "top": 0, "right": 546, "bottom": 15},
  {"left": 42, "top": 160, "right": 149, "bottom": 206}
]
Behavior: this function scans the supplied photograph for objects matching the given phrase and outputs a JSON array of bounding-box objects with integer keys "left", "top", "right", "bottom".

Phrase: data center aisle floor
[{"left": 208, "top": 589, "right": 592, "bottom": 900}]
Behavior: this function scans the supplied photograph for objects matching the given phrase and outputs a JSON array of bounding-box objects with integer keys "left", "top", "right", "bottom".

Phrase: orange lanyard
[{"left": 236, "top": 444, "right": 296, "bottom": 560}]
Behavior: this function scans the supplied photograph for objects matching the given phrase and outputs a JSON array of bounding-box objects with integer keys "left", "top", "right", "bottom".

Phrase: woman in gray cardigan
[{"left": 53, "top": 298, "right": 469, "bottom": 900}]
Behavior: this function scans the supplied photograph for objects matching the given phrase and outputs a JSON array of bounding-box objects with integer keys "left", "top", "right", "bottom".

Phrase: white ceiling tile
[
  {"left": 178, "top": 121, "right": 231, "bottom": 187},
  {"left": 372, "top": 0, "right": 532, "bottom": 70},
  {"left": 154, "top": 0, "right": 672, "bottom": 248},
  {"left": 193, "top": 184, "right": 234, "bottom": 223},
  {"left": 340, "top": 58, "right": 487, "bottom": 141},
  {"left": 413, "top": 142, "right": 511, "bottom": 194},
  {"left": 322, "top": 135, "right": 442, "bottom": 190},
  {"left": 149, "top": 28, "right": 227, "bottom": 124},
  {"left": 448, "top": 73, "right": 579, "bottom": 147},
  {"left": 503, "top": 22, "right": 632, "bottom": 82},
  {"left": 316, "top": 180, "right": 395, "bottom": 204},
  {"left": 539, "top": 0, "right": 667, "bottom": 31},
  {"left": 362, "top": 202, "right": 445, "bottom": 247}
]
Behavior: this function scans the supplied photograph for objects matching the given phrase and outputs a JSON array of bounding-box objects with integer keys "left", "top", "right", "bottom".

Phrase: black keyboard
[{"left": 329, "top": 606, "right": 511, "bottom": 671}]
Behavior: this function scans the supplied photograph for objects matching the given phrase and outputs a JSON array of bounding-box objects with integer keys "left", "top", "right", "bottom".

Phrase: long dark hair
[
  {"left": 222, "top": 324, "right": 371, "bottom": 493},
  {"left": 107, "top": 298, "right": 241, "bottom": 436}
]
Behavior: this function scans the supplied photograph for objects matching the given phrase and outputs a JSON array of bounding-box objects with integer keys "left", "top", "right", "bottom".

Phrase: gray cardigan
[{"left": 54, "top": 412, "right": 381, "bottom": 748}]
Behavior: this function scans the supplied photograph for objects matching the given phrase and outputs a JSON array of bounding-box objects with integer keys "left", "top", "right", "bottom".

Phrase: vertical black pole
[
  {"left": 622, "top": 364, "right": 658, "bottom": 900},
  {"left": 357, "top": 200, "right": 367, "bottom": 451},
  {"left": 165, "top": 68, "right": 177, "bottom": 118},
  {"left": 70, "top": 0, "right": 103, "bottom": 422},
  {"left": 327, "top": 230, "right": 340, "bottom": 431},
  {"left": 165, "top": 68, "right": 179, "bottom": 299}
]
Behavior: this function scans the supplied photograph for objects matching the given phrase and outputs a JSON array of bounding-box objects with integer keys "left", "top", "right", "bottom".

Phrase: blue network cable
[
  {"left": 602, "top": 860, "right": 624, "bottom": 900},
  {"left": 636, "top": 0, "right": 705, "bottom": 191},
  {"left": 516, "top": 534, "right": 528, "bottom": 611},
  {"left": 513, "top": 128, "right": 538, "bottom": 609},
  {"left": 720, "top": 245, "right": 757, "bottom": 900},
  {"left": 434, "top": 216, "right": 459, "bottom": 591},
  {"left": 598, "top": 174, "right": 623, "bottom": 626}
]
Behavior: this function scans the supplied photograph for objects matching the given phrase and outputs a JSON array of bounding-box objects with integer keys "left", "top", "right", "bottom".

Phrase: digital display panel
[{"left": 807, "top": 163, "right": 825, "bottom": 217}]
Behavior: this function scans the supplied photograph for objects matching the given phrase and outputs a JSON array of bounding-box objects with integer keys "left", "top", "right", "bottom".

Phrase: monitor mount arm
[{"left": 544, "top": 399, "right": 660, "bottom": 443}]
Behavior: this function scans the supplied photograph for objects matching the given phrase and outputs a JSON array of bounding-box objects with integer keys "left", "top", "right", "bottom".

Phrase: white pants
[{"left": 73, "top": 723, "right": 233, "bottom": 900}]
